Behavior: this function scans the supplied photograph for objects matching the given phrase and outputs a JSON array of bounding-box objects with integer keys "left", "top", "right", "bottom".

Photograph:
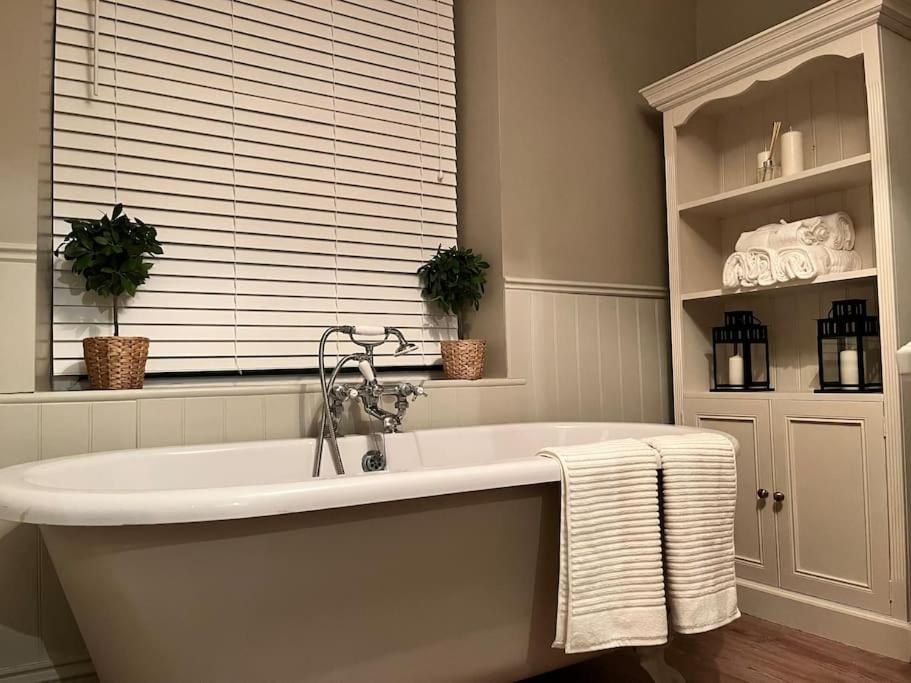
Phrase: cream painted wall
[
  {"left": 493, "top": 0, "right": 696, "bottom": 288},
  {"left": 0, "top": 0, "right": 51, "bottom": 394},
  {"left": 0, "top": 0, "right": 682, "bottom": 678},
  {"left": 696, "top": 0, "right": 828, "bottom": 58}
]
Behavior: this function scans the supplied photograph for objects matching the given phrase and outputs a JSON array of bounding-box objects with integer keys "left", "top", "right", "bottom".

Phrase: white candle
[
  {"left": 781, "top": 129, "right": 804, "bottom": 176},
  {"left": 840, "top": 349, "right": 860, "bottom": 385},
  {"left": 729, "top": 354, "right": 745, "bottom": 386}
]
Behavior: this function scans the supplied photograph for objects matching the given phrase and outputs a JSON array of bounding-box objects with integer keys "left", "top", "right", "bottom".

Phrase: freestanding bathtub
[{"left": 0, "top": 422, "right": 711, "bottom": 682}]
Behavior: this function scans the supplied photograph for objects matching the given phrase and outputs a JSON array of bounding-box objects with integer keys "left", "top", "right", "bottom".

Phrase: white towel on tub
[
  {"left": 538, "top": 439, "right": 668, "bottom": 653},
  {"left": 645, "top": 433, "right": 741, "bottom": 634}
]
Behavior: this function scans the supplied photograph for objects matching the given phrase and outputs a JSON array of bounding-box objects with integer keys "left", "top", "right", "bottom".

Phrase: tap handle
[
  {"left": 358, "top": 359, "right": 377, "bottom": 384},
  {"left": 413, "top": 386, "right": 426, "bottom": 398},
  {"left": 351, "top": 325, "right": 386, "bottom": 337}
]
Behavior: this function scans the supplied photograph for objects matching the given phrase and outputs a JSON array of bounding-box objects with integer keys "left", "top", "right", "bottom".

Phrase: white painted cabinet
[
  {"left": 682, "top": 398, "right": 778, "bottom": 587},
  {"left": 771, "top": 399, "right": 889, "bottom": 613},
  {"left": 684, "top": 396, "right": 889, "bottom": 614}
]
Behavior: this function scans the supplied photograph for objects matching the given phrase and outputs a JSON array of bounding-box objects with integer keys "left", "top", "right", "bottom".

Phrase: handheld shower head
[
  {"left": 394, "top": 341, "right": 418, "bottom": 357},
  {"left": 388, "top": 327, "right": 418, "bottom": 356}
]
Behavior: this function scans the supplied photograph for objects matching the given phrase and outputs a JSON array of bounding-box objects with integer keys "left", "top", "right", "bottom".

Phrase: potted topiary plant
[
  {"left": 417, "top": 245, "right": 490, "bottom": 380},
  {"left": 55, "top": 203, "right": 163, "bottom": 390}
]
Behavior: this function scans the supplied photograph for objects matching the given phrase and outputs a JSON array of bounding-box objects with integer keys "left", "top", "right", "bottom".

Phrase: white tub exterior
[{"left": 0, "top": 422, "right": 714, "bottom": 682}]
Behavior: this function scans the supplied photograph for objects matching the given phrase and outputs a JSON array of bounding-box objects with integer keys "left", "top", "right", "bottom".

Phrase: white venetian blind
[{"left": 52, "top": 0, "right": 457, "bottom": 376}]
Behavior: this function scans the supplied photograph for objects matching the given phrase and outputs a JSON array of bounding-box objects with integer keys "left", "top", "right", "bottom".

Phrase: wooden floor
[{"left": 527, "top": 615, "right": 911, "bottom": 682}]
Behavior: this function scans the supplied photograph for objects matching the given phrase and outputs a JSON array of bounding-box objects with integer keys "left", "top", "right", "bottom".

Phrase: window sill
[{"left": 1, "top": 374, "right": 527, "bottom": 404}]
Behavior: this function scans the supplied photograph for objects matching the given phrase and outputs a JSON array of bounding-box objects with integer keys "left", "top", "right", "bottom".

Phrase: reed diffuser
[{"left": 757, "top": 120, "right": 782, "bottom": 183}]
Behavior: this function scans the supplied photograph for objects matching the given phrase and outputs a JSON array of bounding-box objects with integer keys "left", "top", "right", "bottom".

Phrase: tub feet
[{"left": 636, "top": 644, "right": 684, "bottom": 683}]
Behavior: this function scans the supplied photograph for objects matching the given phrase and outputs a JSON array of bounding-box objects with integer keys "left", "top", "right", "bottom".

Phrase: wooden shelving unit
[{"left": 642, "top": 1, "right": 911, "bottom": 655}]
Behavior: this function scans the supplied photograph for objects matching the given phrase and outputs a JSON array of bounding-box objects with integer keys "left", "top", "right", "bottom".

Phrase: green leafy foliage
[
  {"left": 417, "top": 245, "right": 489, "bottom": 338},
  {"left": 55, "top": 204, "right": 163, "bottom": 336}
]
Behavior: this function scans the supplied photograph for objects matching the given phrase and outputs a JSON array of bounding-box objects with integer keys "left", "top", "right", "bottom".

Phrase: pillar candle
[
  {"left": 728, "top": 354, "right": 745, "bottom": 386},
  {"left": 840, "top": 349, "right": 860, "bottom": 385},
  {"left": 781, "top": 129, "right": 804, "bottom": 176}
]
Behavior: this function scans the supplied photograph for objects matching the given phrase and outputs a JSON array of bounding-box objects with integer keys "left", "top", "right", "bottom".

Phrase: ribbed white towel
[
  {"left": 722, "top": 247, "right": 780, "bottom": 287},
  {"left": 538, "top": 439, "right": 668, "bottom": 653},
  {"left": 777, "top": 245, "right": 861, "bottom": 280},
  {"left": 645, "top": 433, "right": 741, "bottom": 634},
  {"left": 734, "top": 212, "right": 855, "bottom": 251},
  {"left": 723, "top": 245, "right": 861, "bottom": 289}
]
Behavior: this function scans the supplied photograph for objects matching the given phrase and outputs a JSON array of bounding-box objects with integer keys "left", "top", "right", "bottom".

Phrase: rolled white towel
[
  {"left": 734, "top": 212, "right": 855, "bottom": 252},
  {"left": 805, "top": 211, "right": 855, "bottom": 251},
  {"left": 777, "top": 246, "right": 862, "bottom": 280},
  {"left": 722, "top": 248, "right": 782, "bottom": 288},
  {"left": 722, "top": 252, "right": 750, "bottom": 288},
  {"left": 744, "top": 247, "right": 778, "bottom": 286}
]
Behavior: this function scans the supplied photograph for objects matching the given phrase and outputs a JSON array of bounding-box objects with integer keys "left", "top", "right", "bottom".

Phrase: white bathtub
[{"left": 0, "top": 422, "right": 710, "bottom": 682}]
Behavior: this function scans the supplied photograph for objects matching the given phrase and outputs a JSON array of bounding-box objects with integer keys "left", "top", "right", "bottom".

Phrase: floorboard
[{"left": 525, "top": 615, "right": 911, "bottom": 682}]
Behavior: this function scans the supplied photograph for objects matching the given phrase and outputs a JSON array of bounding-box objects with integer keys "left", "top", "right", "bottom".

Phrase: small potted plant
[
  {"left": 417, "top": 245, "right": 490, "bottom": 380},
  {"left": 55, "top": 204, "right": 163, "bottom": 390}
]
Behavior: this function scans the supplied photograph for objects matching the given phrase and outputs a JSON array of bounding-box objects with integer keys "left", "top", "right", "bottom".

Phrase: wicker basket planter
[
  {"left": 440, "top": 339, "right": 486, "bottom": 380},
  {"left": 82, "top": 336, "right": 150, "bottom": 390}
]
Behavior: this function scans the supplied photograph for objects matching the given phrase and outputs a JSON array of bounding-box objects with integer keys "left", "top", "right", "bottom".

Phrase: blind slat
[{"left": 53, "top": 0, "right": 456, "bottom": 376}]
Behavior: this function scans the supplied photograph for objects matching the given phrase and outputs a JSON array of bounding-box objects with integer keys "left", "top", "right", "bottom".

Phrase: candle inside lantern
[
  {"left": 840, "top": 349, "right": 860, "bottom": 385},
  {"left": 729, "top": 354, "right": 745, "bottom": 386}
]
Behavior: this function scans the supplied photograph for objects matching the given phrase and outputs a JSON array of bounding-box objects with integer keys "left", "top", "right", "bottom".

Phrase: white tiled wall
[{"left": 0, "top": 285, "right": 670, "bottom": 680}]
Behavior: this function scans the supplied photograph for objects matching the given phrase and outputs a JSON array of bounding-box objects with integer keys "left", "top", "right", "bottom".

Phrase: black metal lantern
[
  {"left": 816, "top": 299, "right": 882, "bottom": 393},
  {"left": 712, "top": 310, "right": 772, "bottom": 391}
]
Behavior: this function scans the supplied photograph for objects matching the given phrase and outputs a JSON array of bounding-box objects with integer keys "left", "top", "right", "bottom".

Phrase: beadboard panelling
[
  {"left": 505, "top": 288, "right": 672, "bottom": 424},
  {"left": 39, "top": 403, "right": 89, "bottom": 459},
  {"left": 0, "top": 404, "right": 39, "bottom": 466},
  {"left": 184, "top": 398, "right": 226, "bottom": 446},
  {"left": 0, "top": 281, "right": 672, "bottom": 681},
  {"left": 90, "top": 402, "right": 136, "bottom": 452},
  {"left": 138, "top": 398, "right": 183, "bottom": 448},
  {"left": 717, "top": 58, "right": 869, "bottom": 194},
  {"left": 263, "top": 395, "right": 303, "bottom": 440},
  {"left": 225, "top": 396, "right": 265, "bottom": 443}
]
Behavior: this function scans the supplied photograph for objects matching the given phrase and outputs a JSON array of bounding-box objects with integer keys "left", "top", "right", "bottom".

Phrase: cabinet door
[
  {"left": 771, "top": 399, "right": 889, "bottom": 613},
  {"left": 682, "top": 398, "right": 777, "bottom": 587}
]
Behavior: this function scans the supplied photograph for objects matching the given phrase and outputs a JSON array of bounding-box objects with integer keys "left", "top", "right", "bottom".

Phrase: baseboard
[
  {"left": 0, "top": 658, "right": 95, "bottom": 682},
  {"left": 738, "top": 579, "right": 911, "bottom": 661}
]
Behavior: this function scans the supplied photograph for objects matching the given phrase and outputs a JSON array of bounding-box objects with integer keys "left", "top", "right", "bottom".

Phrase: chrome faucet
[{"left": 312, "top": 326, "right": 426, "bottom": 477}]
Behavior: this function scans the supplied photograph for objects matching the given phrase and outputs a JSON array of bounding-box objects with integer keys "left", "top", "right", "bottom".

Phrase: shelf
[
  {"left": 683, "top": 391, "right": 884, "bottom": 403},
  {"left": 681, "top": 267, "right": 877, "bottom": 302},
  {"left": 678, "top": 154, "right": 872, "bottom": 218}
]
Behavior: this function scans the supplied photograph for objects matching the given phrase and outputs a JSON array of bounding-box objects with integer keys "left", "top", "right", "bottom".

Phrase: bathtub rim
[{"left": 0, "top": 422, "right": 730, "bottom": 527}]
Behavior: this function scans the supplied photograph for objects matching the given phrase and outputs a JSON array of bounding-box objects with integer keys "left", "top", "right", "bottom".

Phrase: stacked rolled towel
[
  {"left": 722, "top": 211, "right": 859, "bottom": 289},
  {"left": 645, "top": 433, "right": 740, "bottom": 634},
  {"left": 538, "top": 439, "right": 668, "bottom": 653}
]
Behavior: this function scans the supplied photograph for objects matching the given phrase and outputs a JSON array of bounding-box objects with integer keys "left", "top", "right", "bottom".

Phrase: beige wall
[
  {"left": 696, "top": 0, "right": 827, "bottom": 58},
  {"left": 461, "top": 0, "right": 697, "bottom": 288},
  {"left": 0, "top": 0, "right": 51, "bottom": 394},
  {"left": 0, "top": 1, "right": 681, "bottom": 679}
]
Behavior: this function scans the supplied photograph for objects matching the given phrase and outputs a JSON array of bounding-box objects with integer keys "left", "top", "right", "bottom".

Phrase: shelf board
[
  {"left": 681, "top": 267, "right": 877, "bottom": 302},
  {"left": 678, "top": 154, "right": 872, "bottom": 218},
  {"left": 683, "top": 391, "right": 884, "bottom": 403}
]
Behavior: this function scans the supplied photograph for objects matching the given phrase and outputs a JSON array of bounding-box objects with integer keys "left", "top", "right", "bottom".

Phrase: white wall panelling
[{"left": 0, "top": 280, "right": 671, "bottom": 679}]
